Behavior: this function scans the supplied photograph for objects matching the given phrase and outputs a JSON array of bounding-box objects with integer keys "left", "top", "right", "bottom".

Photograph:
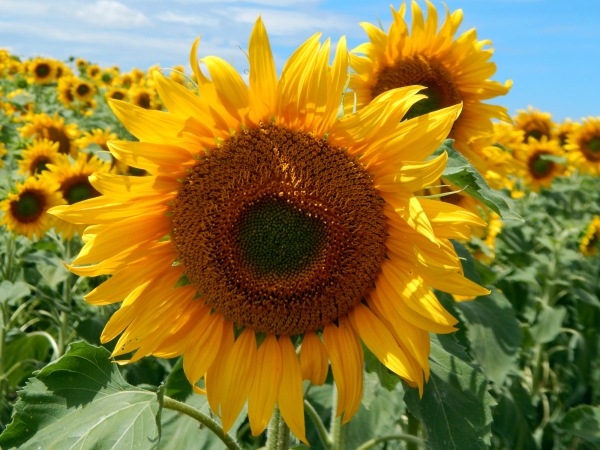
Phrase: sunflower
[
  {"left": 106, "top": 87, "right": 128, "bottom": 102},
  {"left": 57, "top": 76, "right": 76, "bottom": 107},
  {"left": 169, "top": 65, "right": 186, "bottom": 85},
  {"left": 0, "top": 176, "right": 64, "bottom": 240},
  {"left": 71, "top": 78, "right": 96, "bottom": 102},
  {"left": 473, "top": 211, "right": 503, "bottom": 264},
  {"left": 515, "top": 137, "right": 565, "bottom": 191},
  {"left": 76, "top": 128, "right": 117, "bottom": 152},
  {"left": 18, "top": 138, "right": 61, "bottom": 175},
  {"left": 565, "top": 117, "right": 600, "bottom": 175},
  {"left": 44, "top": 153, "right": 111, "bottom": 239},
  {"left": 86, "top": 64, "right": 101, "bottom": 80},
  {"left": 28, "top": 58, "right": 56, "bottom": 84},
  {"left": 555, "top": 118, "right": 579, "bottom": 147},
  {"left": 19, "top": 112, "right": 80, "bottom": 156},
  {"left": 51, "top": 18, "right": 488, "bottom": 442},
  {"left": 76, "top": 58, "right": 88, "bottom": 71},
  {"left": 347, "top": 1, "right": 511, "bottom": 154},
  {"left": 54, "top": 61, "right": 71, "bottom": 79},
  {"left": 130, "top": 87, "right": 157, "bottom": 109},
  {"left": 514, "top": 106, "right": 554, "bottom": 143},
  {"left": 580, "top": 216, "right": 600, "bottom": 256},
  {"left": 0, "top": 142, "right": 7, "bottom": 168}
]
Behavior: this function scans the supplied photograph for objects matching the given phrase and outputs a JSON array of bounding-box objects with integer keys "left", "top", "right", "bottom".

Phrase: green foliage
[{"left": 558, "top": 405, "right": 600, "bottom": 446}]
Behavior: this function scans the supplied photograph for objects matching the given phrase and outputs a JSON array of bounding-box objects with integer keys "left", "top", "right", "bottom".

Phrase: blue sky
[{"left": 1, "top": 0, "right": 598, "bottom": 121}]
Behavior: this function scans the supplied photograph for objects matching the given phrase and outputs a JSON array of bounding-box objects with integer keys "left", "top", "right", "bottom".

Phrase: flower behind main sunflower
[
  {"left": 565, "top": 117, "right": 600, "bottom": 176},
  {"left": 51, "top": 18, "right": 489, "bottom": 443}
]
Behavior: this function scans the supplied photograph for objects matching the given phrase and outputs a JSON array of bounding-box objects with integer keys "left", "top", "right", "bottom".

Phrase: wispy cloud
[
  {"left": 157, "top": 11, "right": 219, "bottom": 27},
  {"left": 76, "top": 1, "right": 149, "bottom": 28}
]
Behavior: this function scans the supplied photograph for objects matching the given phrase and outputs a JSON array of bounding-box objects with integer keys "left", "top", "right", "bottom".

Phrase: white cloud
[
  {"left": 76, "top": 1, "right": 149, "bottom": 28},
  {"left": 157, "top": 11, "right": 219, "bottom": 27}
]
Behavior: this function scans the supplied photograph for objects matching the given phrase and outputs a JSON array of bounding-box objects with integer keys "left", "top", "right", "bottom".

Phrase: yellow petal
[
  {"left": 206, "top": 321, "right": 235, "bottom": 417},
  {"left": 89, "top": 173, "right": 179, "bottom": 200},
  {"left": 248, "top": 335, "right": 282, "bottom": 436},
  {"left": 107, "top": 140, "right": 194, "bottom": 175},
  {"left": 248, "top": 16, "right": 277, "bottom": 123},
  {"left": 300, "top": 331, "right": 328, "bottom": 386},
  {"left": 374, "top": 151, "right": 448, "bottom": 193},
  {"left": 277, "top": 335, "right": 308, "bottom": 444}
]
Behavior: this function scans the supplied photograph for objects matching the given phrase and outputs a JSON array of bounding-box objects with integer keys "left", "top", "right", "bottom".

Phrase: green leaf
[
  {"left": 0, "top": 281, "right": 31, "bottom": 305},
  {"left": 558, "top": 405, "right": 600, "bottom": 446},
  {"left": 363, "top": 345, "right": 401, "bottom": 391},
  {"left": 3, "top": 330, "right": 51, "bottom": 388},
  {"left": 164, "top": 357, "right": 193, "bottom": 402},
  {"left": 0, "top": 341, "right": 160, "bottom": 449},
  {"left": 529, "top": 304, "right": 566, "bottom": 344},
  {"left": 452, "top": 241, "right": 483, "bottom": 285},
  {"left": 404, "top": 334, "right": 494, "bottom": 450},
  {"left": 538, "top": 153, "right": 567, "bottom": 164},
  {"left": 432, "top": 140, "right": 522, "bottom": 221},
  {"left": 454, "top": 290, "right": 522, "bottom": 385},
  {"left": 492, "top": 382, "right": 537, "bottom": 450}
]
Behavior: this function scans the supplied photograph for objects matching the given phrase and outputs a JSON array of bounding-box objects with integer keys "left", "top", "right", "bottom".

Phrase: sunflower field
[{"left": 0, "top": 3, "right": 600, "bottom": 450}]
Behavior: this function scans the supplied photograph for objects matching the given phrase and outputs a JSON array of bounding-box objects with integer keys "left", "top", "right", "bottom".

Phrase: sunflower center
[
  {"left": 62, "top": 176, "right": 100, "bottom": 204},
  {"left": 371, "top": 55, "right": 461, "bottom": 121},
  {"left": 10, "top": 191, "right": 45, "bottom": 223},
  {"left": 170, "top": 123, "right": 387, "bottom": 335},
  {"left": 76, "top": 84, "right": 90, "bottom": 96},
  {"left": 529, "top": 152, "right": 554, "bottom": 178},
  {"left": 526, "top": 129, "right": 543, "bottom": 141},
  {"left": 35, "top": 64, "right": 50, "bottom": 78},
  {"left": 45, "top": 126, "right": 71, "bottom": 155},
  {"left": 587, "top": 137, "right": 600, "bottom": 153},
  {"left": 136, "top": 93, "right": 151, "bottom": 109},
  {"left": 111, "top": 91, "right": 125, "bottom": 100}
]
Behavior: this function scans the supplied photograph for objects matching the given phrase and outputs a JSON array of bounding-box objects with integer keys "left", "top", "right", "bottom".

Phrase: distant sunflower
[
  {"left": 130, "top": 87, "right": 156, "bottom": 109},
  {"left": 76, "top": 58, "right": 88, "bottom": 71},
  {"left": 347, "top": 1, "right": 511, "bottom": 153},
  {"left": 72, "top": 79, "right": 96, "bottom": 102},
  {"left": 18, "top": 138, "right": 61, "bottom": 175},
  {"left": 515, "top": 137, "right": 565, "bottom": 191},
  {"left": 76, "top": 128, "right": 117, "bottom": 152},
  {"left": 29, "top": 58, "right": 56, "bottom": 84},
  {"left": 565, "top": 117, "right": 600, "bottom": 175},
  {"left": 514, "top": 106, "right": 554, "bottom": 142},
  {"left": 57, "top": 76, "right": 76, "bottom": 107},
  {"left": 473, "top": 211, "right": 503, "bottom": 264},
  {"left": 169, "top": 65, "right": 186, "bottom": 85},
  {"left": 4, "top": 89, "right": 34, "bottom": 117},
  {"left": 19, "top": 112, "right": 80, "bottom": 156},
  {"left": 0, "top": 176, "right": 64, "bottom": 240},
  {"left": 52, "top": 18, "right": 488, "bottom": 442},
  {"left": 86, "top": 64, "right": 101, "bottom": 80},
  {"left": 119, "top": 73, "right": 134, "bottom": 88},
  {"left": 555, "top": 118, "right": 579, "bottom": 147},
  {"left": 0, "top": 142, "right": 7, "bottom": 167},
  {"left": 106, "top": 87, "right": 127, "bottom": 102},
  {"left": 580, "top": 216, "right": 600, "bottom": 256},
  {"left": 54, "top": 61, "right": 71, "bottom": 79},
  {"left": 44, "top": 153, "right": 111, "bottom": 239}
]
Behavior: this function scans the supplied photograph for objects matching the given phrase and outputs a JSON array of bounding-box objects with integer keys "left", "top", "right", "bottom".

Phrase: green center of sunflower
[
  {"left": 171, "top": 123, "right": 387, "bottom": 335},
  {"left": 587, "top": 137, "right": 600, "bottom": 153},
  {"left": 31, "top": 156, "right": 51, "bottom": 175},
  {"left": 76, "top": 84, "right": 90, "bottom": 96},
  {"left": 526, "top": 129, "right": 543, "bottom": 141},
  {"left": 530, "top": 153, "right": 553, "bottom": 178},
  {"left": 35, "top": 64, "right": 50, "bottom": 78},
  {"left": 11, "top": 191, "right": 45, "bottom": 223},
  {"left": 101, "top": 73, "right": 112, "bottom": 83},
  {"left": 236, "top": 198, "right": 328, "bottom": 279},
  {"left": 371, "top": 54, "right": 461, "bottom": 121},
  {"left": 62, "top": 177, "right": 99, "bottom": 204}
]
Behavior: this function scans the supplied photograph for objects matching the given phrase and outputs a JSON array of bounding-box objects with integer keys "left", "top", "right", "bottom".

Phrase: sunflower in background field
[
  {"left": 3, "top": 89, "right": 34, "bottom": 118},
  {"left": 565, "top": 117, "right": 600, "bottom": 176},
  {"left": 580, "top": 216, "right": 600, "bottom": 256},
  {"left": 28, "top": 58, "right": 56, "bottom": 84},
  {"left": 472, "top": 211, "right": 503, "bottom": 263},
  {"left": 54, "top": 61, "right": 71, "bottom": 79},
  {"left": 57, "top": 76, "right": 76, "bottom": 108},
  {"left": 346, "top": 1, "right": 512, "bottom": 154},
  {"left": 0, "top": 142, "right": 7, "bottom": 167},
  {"left": 51, "top": 18, "right": 489, "bottom": 442},
  {"left": 168, "top": 65, "right": 186, "bottom": 85},
  {"left": 18, "top": 138, "right": 61, "bottom": 175},
  {"left": 130, "top": 86, "right": 158, "bottom": 109},
  {"left": 514, "top": 136, "right": 565, "bottom": 191},
  {"left": 75, "top": 58, "right": 88, "bottom": 72},
  {"left": 19, "top": 112, "right": 80, "bottom": 156},
  {"left": 0, "top": 51, "right": 23, "bottom": 79},
  {"left": 0, "top": 176, "right": 65, "bottom": 240},
  {"left": 464, "top": 133, "right": 518, "bottom": 191},
  {"left": 514, "top": 106, "right": 554, "bottom": 143},
  {"left": 555, "top": 118, "right": 579, "bottom": 148},
  {"left": 44, "top": 153, "right": 111, "bottom": 239},
  {"left": 105, "top": 87, "right": 127, "bottom": 102},
  {"left": 117, "top": 73, "right": 133, "bottom": 89},
  {"left": 86, "top": 64, "right": 101, "bottom": 81},
  {"left": 71, "top": 78, "right": 96, "bottom": 103}
]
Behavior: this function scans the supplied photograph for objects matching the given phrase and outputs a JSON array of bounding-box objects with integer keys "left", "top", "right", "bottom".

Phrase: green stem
[
  {"left": 266, "top": 405, "right": 290, "bottom": 450},
  {"left": 277, "top": 414, "right": 291, "bottom": 450},
  {"left": 58, "top": 241, "right": 72, "bottom": 356},
  {"left": 406, "top": 413, "right": 421, "bottom": 450},
  {"left": 330, "top": 384, "right": 343, "bottom": 450},
  {"left": 356, "top": 433, "right": 428, "bottom": 450},
  {"left": 304, "top": 399, "right": 331, "bottom": 449},
  {"left": 162, "top": 396, "right": 242, "bottom": 450},
  {"left": 0, "top": 303, "right": 7, "bottom": 396}
]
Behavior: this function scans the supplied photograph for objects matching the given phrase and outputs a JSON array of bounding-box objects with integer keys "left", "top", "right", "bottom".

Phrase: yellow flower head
[
  {"left": 19, "top": 112, "right": 80, "bottom": 157},
  {"left": 555, "top": 118, "right": 579, "bottom": 147},
  {"left": 18, "top": 138, "right": 61, "bottom": 176},
  {"left": 86, "top": 64, "right": 101, "bottom": 80},
  {"left": 57, "top": 76, "right": 76, "bottom": 107},
  {"left": 514, "top": 106, "right": 554, "bottom": 143},
  {"left": 28, "top": 58, "right": 57, "bottom": 84},
  {"left": 580, "top": 216, "right": 600, "bottom": 256},
  {"left": 75, "top": 128, "right": 117, "bottom": 152},
  {"left": 105, "top": 87, "right": 128, "bottom": 102},
  {"left": 51, "top": 18, "right": 489, "bottom": 442},
  {"left": 71, "top": 78, "right": 96, "bottom": 102},
  {"left": 76, "top": 58, "right": 88, "bottom": 70},
  {"left": 515, "top": 136, "right": 565, "bottom": 191},
  {"left": 44, "top": 153, "right": 111, "bottom": 239},
  {"left": 565, "top": 117, "right": 600, "bottom": 175},
  {"left": 0, "top": 176, "right": 65, "bottom": 240},
  {"left": 347, "top": 1, "right": 512, "bottom": 154},
  {"left": 168, "top": 65, "right": 186, "bottom": 85},
  {"left": 130, "top": 86, "right": 157, "bottom": 109},
  {"left": 0, "top": 142, "right": 7, "bottom": 168}
]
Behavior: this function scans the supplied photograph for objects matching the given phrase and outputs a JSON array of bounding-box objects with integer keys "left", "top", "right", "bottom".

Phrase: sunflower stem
[
  {"left": 162, "top": 396, "right": 242, "bottom": 450},
  {"left": 330, "top": 384, "right": 344, "bottom": 450},
  {"left": 57, "top": 239, "right": 72, "bottom": 356},
  {"left": 266, "top": 405, "right": 290, "bottom": 450},
  {"left": 304, "top": 399, "right": 332, "bottom": 449},
  {"left": 406, "top": 413, "right": 421, "bottom": 450},
  {"left": 355, "top": 433, "right": 428, "bottom": 450}
]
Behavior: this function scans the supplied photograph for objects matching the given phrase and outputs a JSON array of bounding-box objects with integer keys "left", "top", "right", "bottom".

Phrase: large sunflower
[
  {"left": 45, "top": 153, "right": 111, "bottom": 239},
  {"left": 346, "top": 1, "right": 511, "bottom": 154},
  {"left": 52, "top": 18, "right": 488, "bottom": 442},
  {"left": 515, "top": 137, "right": 565, "bottom": 191},
  {"left": 19, "top": 112, "right": 80, "bottom": 157},
  {"left": 18, "top": 138, "right": 61, "bottom": 175},
  {"left": 565, "top": 117, "right": 600, "bottom": 175},
  {"left": 1, "top": 176, "right": 64, "bottom": 240}
]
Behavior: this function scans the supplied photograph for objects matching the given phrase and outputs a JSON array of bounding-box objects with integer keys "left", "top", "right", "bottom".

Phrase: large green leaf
[
  {"left": 431, "top": 140, "right": 522, "bottom": 221},
  {"left": 0, "top": 280, "right": 30, "bottom": 305},
  {"left": 0, "top": 341, "right": 160, "bottom": 449},
  {"left": 3, "top": 330, "right": 51, "bottom": 388},
  {"left": 529, "top": 304, "right": 566, "bottom": 344},
  {"left": 558, "top": 405, "right": 600, "bottom": 446},
  {"left": 454, "top": 290, "right": 521, "bottom": 386},
  {"left": 404, "top": 334, "right": 494, "bottom": 450}
]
